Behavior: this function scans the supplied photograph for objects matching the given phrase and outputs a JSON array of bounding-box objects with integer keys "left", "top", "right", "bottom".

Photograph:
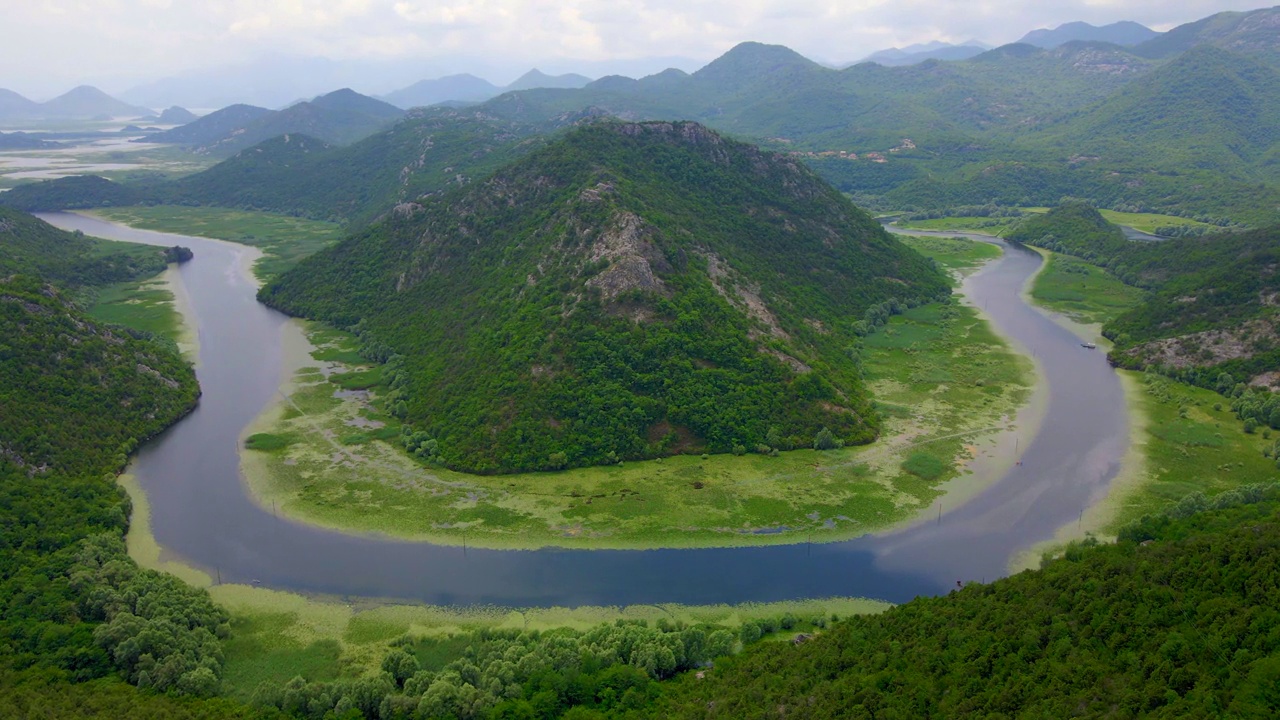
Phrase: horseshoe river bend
[{"left": 40, "top": 212, "right": 1128, "bottom": 608}]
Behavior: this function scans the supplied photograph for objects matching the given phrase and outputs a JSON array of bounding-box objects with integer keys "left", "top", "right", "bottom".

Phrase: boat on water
[{"left": 1081, "top": 342, "right": 1097, "bottom": 349}]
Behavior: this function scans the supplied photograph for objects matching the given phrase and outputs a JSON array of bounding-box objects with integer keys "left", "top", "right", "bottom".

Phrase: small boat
[{"left": 1081, "top": 342, "right": 1096, "bottom": 349}]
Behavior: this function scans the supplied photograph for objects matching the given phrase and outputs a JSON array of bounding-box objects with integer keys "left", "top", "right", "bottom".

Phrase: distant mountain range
[
  {"left": 0, "top": 85, "right": 150, "bottom": 122},
  {"left": 1017, "top": 20, "right": 1160, "bottom": 48},
  {"left": 8, "top": 6, "right": 1280, "bottom": 230},
  {"left": 381, "top": 68, "right": 593, "bottom": 109},
  {"left": 855, "top": 41, "right": 991, "bottom": 67},
  {"left": 139, "top": 89, "right": 403, "bottom": 156}
]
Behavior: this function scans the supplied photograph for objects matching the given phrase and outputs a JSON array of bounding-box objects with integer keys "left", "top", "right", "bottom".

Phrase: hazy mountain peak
[
  {"left": 505, "top": 69, "right": 593, "bottom": 91},
  {"left": 1018, "top": 20, "right": 1159, "bottom": 48},
  {"left": 38, "top": 85, "right": 150, "bottom": 118},
  {"left": 859, "top": 40, "right": 991, "bottom": 67},
  {"left": 1134, "top": 6, "right": 1280, "bottom": 63},
  {"left": 694, "top": 42, "right": 824, "bottom": 85}
]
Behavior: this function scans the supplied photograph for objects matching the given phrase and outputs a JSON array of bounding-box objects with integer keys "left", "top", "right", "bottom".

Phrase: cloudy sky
[{"left": 1, "top": 0, "right": 1272, "bottom": 98}]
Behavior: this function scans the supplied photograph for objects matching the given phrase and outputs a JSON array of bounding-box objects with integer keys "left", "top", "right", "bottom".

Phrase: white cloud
[{"left": 0, "top": 0, "right": 1270, "bottom": 97}]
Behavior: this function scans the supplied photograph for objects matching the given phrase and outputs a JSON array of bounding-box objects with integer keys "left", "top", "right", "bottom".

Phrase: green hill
[
  {"left": 1007, "top": 203, "right": 1280, "bottom": 382},
  {"left": 1134, "top": 6, "right": 1280, "bottom": 64},
  {"left": 166, "top": 109, "right": 552, "bottom": 225},
  {"left": 196, "top": 90, "right": 404, "bottom": 156},
  {"left": 260, "top": 121, "right": 948, "bottom": 473},
  {"left": 0, "top": 175, "right": 148, "bottom": 213},
  {"left": 1041, "top": 46, "right": 1280, "bottom": 181},
  {"left": 139, "top": 103, "right": 273, "bottom": 146},
  {"left": 0, "top": 206, "right": 170, "bottom": 287}
]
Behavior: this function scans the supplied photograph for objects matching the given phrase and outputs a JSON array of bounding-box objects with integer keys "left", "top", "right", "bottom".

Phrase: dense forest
[
  {"left": 0, "top": 205, "right": 169, "bottom": 286},
  {"left": 260, "top": 120, "right": 949, "bottom": 473},
  {"left": 1006, "top": 202, "right": 1280, "bottom": 381},
  {"left": 626, "top": 487, "right": 1280, "bottom": 719},
  {"left": 0, "top": 273, "right": 260, "bottom": 715}
]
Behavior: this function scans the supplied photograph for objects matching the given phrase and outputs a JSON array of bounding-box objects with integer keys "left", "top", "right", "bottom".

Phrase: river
[{"left": 40, "top": 212, "right": 1128, "bottom": 607}]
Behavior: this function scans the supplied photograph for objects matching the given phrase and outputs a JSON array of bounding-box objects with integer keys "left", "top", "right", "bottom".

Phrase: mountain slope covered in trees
[
  {"left": 260, "top": 120, "right": 949, "bottom": 472},
  {"left": 0, "top": 206, "right": 169, "bottom": 287},
  {"left": 139, "top": 90, "right": 403, "bottom": 157},
  {"left": 1038, "top": 45, "right": 1280, "bottom": 181},
  {"left": 1006, "top": 203, "right": 1280, "bottom": 382},
  {"left": 0, "top": 234, "right": 261, "bottom": 714},
  {"left": 164, "top": 109, "right": 555, "bottom": 226},
  {"left": 633, "top": 487, "right": 1280, "bottom": 718}
]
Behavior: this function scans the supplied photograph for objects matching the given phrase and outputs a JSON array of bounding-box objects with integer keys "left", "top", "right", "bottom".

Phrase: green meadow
[
  {"left": 1028, "top": 251, "right": 1149, "bottom": 327},
  {"left": 90, "top": 205, "right": 343, "bottom": 280}
]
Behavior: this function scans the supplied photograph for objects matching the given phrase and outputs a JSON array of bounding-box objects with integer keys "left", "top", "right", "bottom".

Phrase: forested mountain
[
  {"left": 1007, "top": 203, "right": 1280, "bottom": 382},
  {"left": 135, "top": 90, "right": 401, "bottom": 156},
  {"left": 260, "top": 120, "right": 948, "bottom": 472},
  {"left": 172, "top": 90, "right": 403, "bottom": 156},
  {"left": 381, "top": 73, "right": 500, "bottom": 108},
  {"left": 632, "top": 488, "right": 1280, "bottom": 718},
  {"left": 1134, "top": 6, "right": 1280, "bottom": 64},
  {"left": 140, "top": 103, "right": 273, "bottom": 146},
  {"left": 1039, "top": 45, "right": 1280, "bottom": 182},
  {"left": 0, "top": 175, "right": 148, "bottom": 213},
  {"left": 1017, "top": 20, "right": 1160, "bottom": 48},
  {"left": 165, "top": 108, "right": 557, "bottom": 225},
  {"left": 0, "top": 206, "right": 167, "bottom": 287}
]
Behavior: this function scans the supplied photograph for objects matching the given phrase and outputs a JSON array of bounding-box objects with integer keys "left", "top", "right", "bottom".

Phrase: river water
[{"left": 41, "top": 213, "right": 1128, "bottom": 607}]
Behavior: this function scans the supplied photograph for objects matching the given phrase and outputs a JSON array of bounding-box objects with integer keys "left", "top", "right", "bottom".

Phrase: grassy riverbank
[
  {"left": 1022, "top": 247, "right": 1277, "bottom": 546},
  {"left": 239, "top": 235, "right": 1032, "bottom": 549},
  {"left": 894, "top": 209, "right": 1220, "bottom": 239},
  {"left": 117, "top": 462, "right": 890, "bottom": 698},
  {"left": 213, "top": 587, "right": 888, "bottom": 699},
  {"left": 89, "top": 205, "right": 343, "bottom": 280},
  {"left": 1026, "top": 251, "right": 1148, "bottom": 327}
]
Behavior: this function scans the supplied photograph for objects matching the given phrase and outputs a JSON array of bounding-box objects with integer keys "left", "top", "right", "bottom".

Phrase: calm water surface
[{"left": 41, "top": 213, "right": 1127, "bottom": 606}]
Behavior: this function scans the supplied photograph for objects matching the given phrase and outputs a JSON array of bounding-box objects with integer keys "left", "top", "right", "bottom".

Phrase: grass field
[
  {"left": 1096, "top": 209, "right": 1222, "bottom": 235},
  {"left": 895, "top": 209, "right": 1221, "bottom": 239},
  {"left": 1028, "top": 251, "right": 1148, "bottom": 327},
  {"left": 86, "top": 275, "right": 183, "bottom": 341},
  {"left": 893, "top": 216, "right": 1017, "bottom": 235},
  {"left": 897, "top": 234, "right": 1001, "bottom": 274},
  {"left": 212, "top": 586, "right": 889, "bottom": 698},
  {"left": 90, "top": 205, "right": 343, "bottom": 280},
  {"left": 1106, "top": 371, "right": 1278, "bottom": 528},
  {"left": 240, "top": 237, "right": 1032, "bottom": 550}
]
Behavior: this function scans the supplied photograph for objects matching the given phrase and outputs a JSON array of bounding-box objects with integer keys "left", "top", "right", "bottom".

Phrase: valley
[{"left": 5, "top": 5, "right": 1280, "bottom": 716}]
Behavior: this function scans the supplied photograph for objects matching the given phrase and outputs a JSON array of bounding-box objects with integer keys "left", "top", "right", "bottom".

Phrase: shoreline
[
  {"left": 159, "top": 261, "right": 200, "bottom": 363},
  {"left": 874, "top": 241, "right": 1045, "bottom": 536},
  {"left": 1006, "top": 247, "right": 1149, "bottom": 571},
  {"left": 1007, "top": 369, "right": 1151, "bottom": 571},
  {"left": 237, "top": 306, "right": 1039, "bottom": 551}
]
